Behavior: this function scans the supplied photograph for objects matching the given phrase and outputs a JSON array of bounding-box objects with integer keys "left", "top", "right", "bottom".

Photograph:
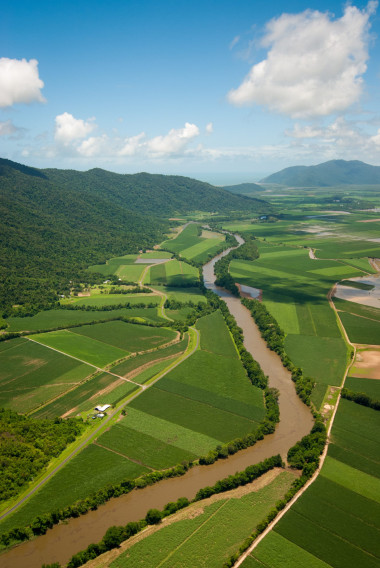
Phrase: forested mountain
[
  {"left": 261, "top": 160, "right": 380, "bottom": 187},
  {"left": 223, "top": 182, "right": 265, "bottom": 194},
  {"left": 43, "top": 167, "right": 269, "bottom": 215},
  {"left": 0, "top": 158, "right": 270, "bottom": 313}
]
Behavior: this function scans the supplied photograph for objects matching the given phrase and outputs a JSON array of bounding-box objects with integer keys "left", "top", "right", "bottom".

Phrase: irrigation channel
[{"left": 1, "top": 234, "right": 313, "bottom": 568}]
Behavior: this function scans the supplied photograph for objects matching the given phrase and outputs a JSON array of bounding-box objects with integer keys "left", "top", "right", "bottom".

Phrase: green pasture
[
  {"left": 338, "top": 312, "right": 380, "bottom": 344},
  {"left": 111, "top": 471, "right": 295, "bottom": 568},
  {"left": 97, "top": 424, "right": 196, "bottom": 469},
  {"left": 6, "top": 307, "right": 164, "bottom": 332},
  {"left": 116, "top": 407, "right": 222, "bottom": 455},
  {"left": 32, "top": 330, "right": 129, "bottom": 367},
  {"left": 71, "top": 320, "right": 176, "bottom": 353},
  {"left": 345, "top": 376, "right": 380, "bottom": 398},
  {"left": 0, "top": 445, "right": 148, "bottom": 535},
  {"left": 160, "top": 222, "right": 225, "bottom": 263},
  {"left": 32, "top": 372, "right": 138, "bottom": 419},
  {"left": 146, "top": 259, "right": 199, "bottom": 287},
  {"left": 0, "top": 339, "right": 93, "bottom": 413}
]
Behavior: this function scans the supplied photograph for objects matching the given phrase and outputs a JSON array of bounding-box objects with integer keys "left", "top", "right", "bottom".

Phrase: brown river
[{"left": 0, "top": 235, "right": 313, "bottom": 568}]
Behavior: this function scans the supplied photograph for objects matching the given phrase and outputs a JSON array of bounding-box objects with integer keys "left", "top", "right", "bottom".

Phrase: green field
[
  {"left": 145, "top": 259, "right": 199, "bottom": 287},
  {"left": 110, "top": 471, "right": 295, "bottom": 568},
  {"left": 345, "top": 376, "right": 380, "bottom": 398},
  {"left": 338, "top": 312, "right": 380, "bottom": 344},
  {"left": 71, "top": 320, "right": 177, "bottom": 353},
  {"left": 6, "top": 306, "right": 165, "bottom": 332},
  {"left": 0, "top": 338, "right": 93, "bottom": 413},
  {"left": 249, "top": 398, "right": 380, "bottom": 568},
  {"left": 196, "top": 310, "right": 239, "bottom": 358},
  {"left": 0, "top": 445, "right": 148, "bottom": 534},
  {"left": 334, "top": 297, "right": 380, "bottom": 322},
  {"left": 32, "top": 330, "right": 129, "bottom": 367}
]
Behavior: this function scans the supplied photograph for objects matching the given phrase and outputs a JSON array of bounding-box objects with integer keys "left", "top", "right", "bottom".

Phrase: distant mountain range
[
  {"left": 260, "top": 160, "right": 380, "bottom": 187},
  {"left": 222, "top": 182, "right": 265, "bottom": 195},
  {"left": 0, "top": 158, "right": 270, "bottom": 311}
]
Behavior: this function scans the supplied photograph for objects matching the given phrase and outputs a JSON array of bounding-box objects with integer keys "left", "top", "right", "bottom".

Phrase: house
[{"left": 95, "top": 404, "right": 111, "bottom": 412}]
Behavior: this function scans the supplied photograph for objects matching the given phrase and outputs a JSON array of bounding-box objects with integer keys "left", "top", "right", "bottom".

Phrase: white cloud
[
  {"left": 118, "top": 133, "right": 145, "bottom": 156},
  {"left": 228, "top": 2, "right": 377, "bottom": 118},
  {"left": 0, "top": 119, "right": 25, "bottom": 138},
  {"left": 55, "top": 112, "right": 96, "bottom": 145},
  {"left": 77, "top": 134, "right": 109, "bottom": 157},
  {"left": 147, "top": 122, "right": 200, "bottom": 155},
  {"left": 206, "top": 122, "right": 213, "bottom": 134},
  {"left": 0, "top": 58, "right": 45, "bottom": 107}
]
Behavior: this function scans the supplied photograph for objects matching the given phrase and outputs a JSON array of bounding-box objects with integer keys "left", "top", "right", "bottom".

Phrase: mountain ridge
[{"left": 260, "top": 159, "right": 380, "bottom": 187}]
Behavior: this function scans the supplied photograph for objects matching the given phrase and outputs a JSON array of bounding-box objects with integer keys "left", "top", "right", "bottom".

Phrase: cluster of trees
[
  {"left": 58, "top": 301, "right": 158, "bottom": 312},
  {"left": 341, "top": 388, "right": 380, "bottom": 410},
  {"left": 108, "top": 286, "right": 152, "bottom": 294},
  {"left": 0, "top": 409, "right": 84, "bottom": 504},
  {"left": 287, "top": 420, "right": 327, "bottom": 477}
]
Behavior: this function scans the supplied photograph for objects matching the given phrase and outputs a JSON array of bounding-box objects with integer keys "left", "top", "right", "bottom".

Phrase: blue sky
[{"left": 1, "top": 0, "right": 380, "bottom": 183}]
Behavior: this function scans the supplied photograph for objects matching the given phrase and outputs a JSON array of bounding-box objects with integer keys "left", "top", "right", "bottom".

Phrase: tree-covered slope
[
  {"left": 261, "top": 159, "right": 380, "bottom": 187},
  {"left": 43, "top": 167, "right": 269, "bottom": 215},
  {"left": 0, "top": 159, "right": 168, "bottom": 312}
]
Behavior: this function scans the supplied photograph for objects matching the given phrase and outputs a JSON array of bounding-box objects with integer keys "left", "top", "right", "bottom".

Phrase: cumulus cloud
[
  {"left": 228, "top": 2, "right": 377, "bottom": 118},
  {"left": 0, "top": 58, "right": 45, "bottom": 107},
  {"left": 206, "top": 122, "right": 213, "bottom": 134},
  {"left": 118, "top": 133, "right": 145, "bottom": 156},
  {"left": 55, "top": 112, "right": 96, "bottom": 145},
  {"left": 147, "top": 122, "right": 200, "bottom": 155}
]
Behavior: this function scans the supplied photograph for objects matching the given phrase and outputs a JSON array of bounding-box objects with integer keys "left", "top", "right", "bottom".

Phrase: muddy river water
[{"left": 1, "top": 235, "right": 313, "bottom": 568}]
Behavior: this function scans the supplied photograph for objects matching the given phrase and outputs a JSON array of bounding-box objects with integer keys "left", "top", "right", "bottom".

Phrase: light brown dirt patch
[
  {"left": 357, "top": 218, "right": 380, "bottom": 223},
  {"left": 350, "top": 348, "right": 380, "bottom": 379}
]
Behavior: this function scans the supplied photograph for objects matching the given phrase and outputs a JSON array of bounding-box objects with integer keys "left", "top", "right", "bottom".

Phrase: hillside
[
  {"left": 0, "top": 158, "right": 270, "bottom": 313},
  {"left": 43, "top": 167, "right": 269, "bottom": 216},
  {"left": 223, "top": 182, "right": 265, "bottom": 195},
  {"left": 261, "top": 160, "right": 380, "bottom": 187}
]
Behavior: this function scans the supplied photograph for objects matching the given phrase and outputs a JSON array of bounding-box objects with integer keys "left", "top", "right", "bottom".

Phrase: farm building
[{"left": 95, "top": 404, "right": 111, "bottom": 412}]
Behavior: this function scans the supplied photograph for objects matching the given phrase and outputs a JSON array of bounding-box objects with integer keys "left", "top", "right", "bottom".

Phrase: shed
[{"left": 95, "top": 404, "right": 111, "bottom": 412}]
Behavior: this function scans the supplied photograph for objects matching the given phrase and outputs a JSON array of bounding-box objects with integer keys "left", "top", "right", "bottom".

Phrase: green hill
[
  {"left": 0, "top": 159, "right": 270, "bottom": 313},
  {"left": 43, "top": 167, "right": 269, "bottom": 216},
  {"left": 261, "top": 160, "right": 380, "bottom": 187}
]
